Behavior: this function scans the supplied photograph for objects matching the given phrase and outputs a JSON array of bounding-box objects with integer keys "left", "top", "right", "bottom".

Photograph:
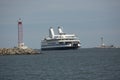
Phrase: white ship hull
[{"left": 41, "top": 43, "right": 80, "bottom": 50}]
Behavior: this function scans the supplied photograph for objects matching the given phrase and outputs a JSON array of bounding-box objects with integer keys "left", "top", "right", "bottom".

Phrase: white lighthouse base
[{"left": 18, "top": 43, "right": 28, "bottom": 49}]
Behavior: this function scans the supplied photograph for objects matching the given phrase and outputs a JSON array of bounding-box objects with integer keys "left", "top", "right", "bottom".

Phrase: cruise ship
[{"left": 41, "top": 27, "right": 80, "bottom": 50}]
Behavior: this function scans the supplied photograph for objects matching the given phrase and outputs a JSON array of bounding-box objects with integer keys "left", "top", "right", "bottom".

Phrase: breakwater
[{"left": 0, "top": 48, "right": 40, "bottom": 55}]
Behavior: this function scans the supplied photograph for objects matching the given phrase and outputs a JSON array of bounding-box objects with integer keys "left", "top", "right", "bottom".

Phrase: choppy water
[{"left": 0, "top": 48, "right": 120, "bottom": 80}]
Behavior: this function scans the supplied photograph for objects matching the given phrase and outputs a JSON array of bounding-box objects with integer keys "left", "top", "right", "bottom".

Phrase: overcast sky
[{"left": 0, "top": 0, "right": 120, "bottom": 48}]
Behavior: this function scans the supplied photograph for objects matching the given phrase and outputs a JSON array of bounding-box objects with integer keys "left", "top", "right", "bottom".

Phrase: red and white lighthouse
[{"left": 18, "top": 18, "right": 27, "bottom": 49}]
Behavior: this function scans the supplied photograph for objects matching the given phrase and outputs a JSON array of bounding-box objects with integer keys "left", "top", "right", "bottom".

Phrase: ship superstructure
[{"left": 41, "top": 27, "right": 80, "bottom": 50}]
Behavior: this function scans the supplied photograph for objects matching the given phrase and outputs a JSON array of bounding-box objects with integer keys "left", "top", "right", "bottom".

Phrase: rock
[{"left": 0, "top": 48, "right": 40, "bottom": 55}]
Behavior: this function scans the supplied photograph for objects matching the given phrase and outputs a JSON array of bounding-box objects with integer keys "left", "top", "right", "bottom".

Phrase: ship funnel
[
  {"left": 58, "top": 27, "right": 64, "bottom": 34},
  {"left": 49, "top": 27, "right": 55, "bottom": 38}
]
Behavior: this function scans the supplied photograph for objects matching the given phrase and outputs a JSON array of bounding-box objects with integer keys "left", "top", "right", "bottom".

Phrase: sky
[{"left": 0, "top": 0, "right": 120, "bottom": 48}]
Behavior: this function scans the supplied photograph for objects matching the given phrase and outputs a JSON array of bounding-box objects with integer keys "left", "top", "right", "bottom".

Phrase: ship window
[
  {"left": 59, "top": 42, "right": 64, "bottom": 44},
  {"left": 65, "top": 42, "right": 71, "bottom": 44}
]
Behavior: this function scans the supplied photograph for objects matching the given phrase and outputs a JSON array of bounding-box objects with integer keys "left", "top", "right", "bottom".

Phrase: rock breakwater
[{"left": 0, "top": 48, "right": 40, "bottom": 55}]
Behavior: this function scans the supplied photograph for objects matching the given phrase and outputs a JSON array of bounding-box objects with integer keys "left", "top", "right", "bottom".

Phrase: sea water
[{"left": 0, "top": 48, "right": 120, "bottom": 80}]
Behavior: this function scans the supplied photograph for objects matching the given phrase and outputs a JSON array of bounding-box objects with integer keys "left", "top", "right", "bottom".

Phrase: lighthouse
[
  {"left": 18, "top": 18, "right": 27, "bottom": 49},
  {"left": 101, "top": 37, "right": 105, "bottom": 47}
]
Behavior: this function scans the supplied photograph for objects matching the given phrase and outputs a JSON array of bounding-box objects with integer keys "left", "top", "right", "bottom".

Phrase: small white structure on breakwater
[{"left": 96, "top": 37, "right": 116, "bottom": 48}]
